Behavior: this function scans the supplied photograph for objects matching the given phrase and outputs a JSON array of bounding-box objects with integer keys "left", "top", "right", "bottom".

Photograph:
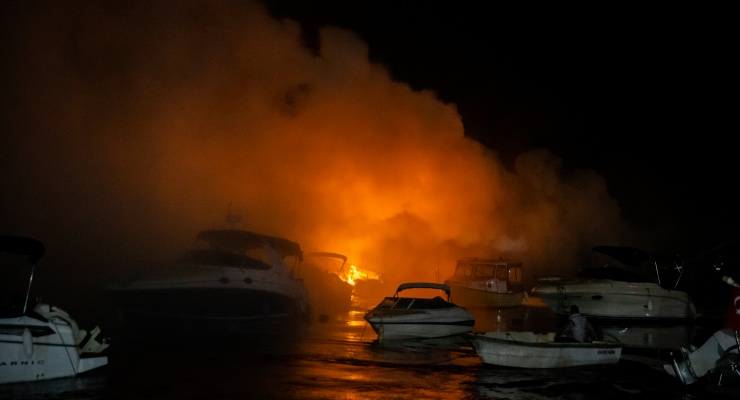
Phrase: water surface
[{"left": 0, "top": 295, "right": 712, "bottom": 399}]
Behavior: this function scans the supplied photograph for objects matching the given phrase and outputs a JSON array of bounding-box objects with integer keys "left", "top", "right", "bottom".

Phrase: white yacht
[
  {"left": 531, "top": 246, "right": 696, "bottom": 321},
  {"left": 105, "top": 228, "right": 310, "bottom": 339},
  {"left": 0, "top": 235, "right": 109, "bottom": 384}
]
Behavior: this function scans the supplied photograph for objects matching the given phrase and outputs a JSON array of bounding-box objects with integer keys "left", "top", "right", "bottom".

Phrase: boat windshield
[
  {"left": 453, "top": 263, "right": 474, "bottom": 277},
  {"left": 176, "top": 249, "right": 271, "bottom": 269},
  {"left": 375, "top": 296, "right": 454, "bottom": 310},
  {"left": 575, "top": 266, "right": 651, "bottom": 283}
]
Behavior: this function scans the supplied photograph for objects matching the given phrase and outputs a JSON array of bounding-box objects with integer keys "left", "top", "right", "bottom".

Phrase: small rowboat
[{"left": 466, "top": 331, "right": 623, "bottom": 368}]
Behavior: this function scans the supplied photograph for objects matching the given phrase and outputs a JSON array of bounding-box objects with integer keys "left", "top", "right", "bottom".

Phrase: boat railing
[{"left": 395, "top": 282, "right": 451, "bottom": 294}]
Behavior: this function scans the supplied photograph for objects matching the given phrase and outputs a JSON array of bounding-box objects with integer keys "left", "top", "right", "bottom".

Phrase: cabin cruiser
[
  {"left": 105, "top": 228, "right": 310, "bottom": 339},
  {"left": 363, "top": 282, "right": 475, "bottom": 342},
  {"left": 444, "top": 258, "right": 527, "bottom": 308},
  {"left": 531, "top": 246, "right": 696, "bottom": 321},
  {"left": 0, "top": 235, "right": 109, "bottom": 384}
]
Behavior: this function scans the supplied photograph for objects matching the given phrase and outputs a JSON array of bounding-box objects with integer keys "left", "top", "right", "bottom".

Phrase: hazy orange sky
[{"left": 1, "top": 1, "right": 661, "bottom": 291}]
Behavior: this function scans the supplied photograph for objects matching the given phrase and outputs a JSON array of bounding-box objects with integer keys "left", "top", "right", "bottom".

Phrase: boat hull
[
  {"left": 532, "top": 279, "right": 696, "bottom": 320},
  {"left": 364, "top": 309, "right": 475, "bottom": 341},
  {"left": 599, "top": 323, "right": 696, "bottom": 350},
  {"left": 109, "top": 287, "right": 310, "bottom": 338},
  {"left": 0, "top": 313, "right": 108, "bottom": 384},
  {"left": 467, "top": 331, "right": 622, "bottom": 368},
  {"left": 447, "top": 285, "right": 525, "bottom": 308},
  {"left": 105, "top": 229, "right": 311, "bottom": 340}
]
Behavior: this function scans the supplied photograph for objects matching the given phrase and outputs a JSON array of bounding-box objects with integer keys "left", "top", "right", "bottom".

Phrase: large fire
[
  {"left": 342, "top": 265, "right": 383, "bottom": 286},
  {"left": 1, "top": 1, "right": 633, "bottom": 294}
]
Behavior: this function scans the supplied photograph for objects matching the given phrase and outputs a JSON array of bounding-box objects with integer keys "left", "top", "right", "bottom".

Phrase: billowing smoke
[{"left": 0, "top": 1, "right": 635, "bottom": 295}]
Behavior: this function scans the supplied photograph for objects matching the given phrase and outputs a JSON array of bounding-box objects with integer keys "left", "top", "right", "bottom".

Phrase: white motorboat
[
  {"left": 531, "top": 246, "right": 696, "bottom": 321},
  {"left": 363, "top": 282, "right": 475, "bottom": 341},
  {"left": 466, "top": 331, "right": 623, "bottom": 368},
  {"left": 0, "top": 235, "right": 109, "bottom": 384},
  {"left": 105, "top": 227, "right": 311, "bottom": 338},
  {"left": 444, "top": 258, "right": 527, "bottom": 308}
]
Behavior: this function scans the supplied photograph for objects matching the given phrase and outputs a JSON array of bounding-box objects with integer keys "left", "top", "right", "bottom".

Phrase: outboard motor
[{"left": 668, "top": 266, "right": 740, "bottom": 385}]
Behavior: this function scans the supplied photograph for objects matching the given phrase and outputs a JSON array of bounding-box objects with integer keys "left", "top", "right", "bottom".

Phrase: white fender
[
  {"left": 22, "top": 327, "right": 33, "bottom": 358},
  {"left": 35, "top": 303, "right": 82, "bottom": 343}
]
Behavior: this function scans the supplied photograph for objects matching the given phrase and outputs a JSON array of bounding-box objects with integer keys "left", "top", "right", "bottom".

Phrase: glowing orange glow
[
  {"left": 1, "top": 0, "right": 630, "bottom": 296},
  {"left": 341, "top": 265, "right": 383, "bottom": 286}
]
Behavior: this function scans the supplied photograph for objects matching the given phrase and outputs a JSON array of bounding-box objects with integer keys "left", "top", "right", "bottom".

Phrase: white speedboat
[
  {"left": 466, "top": 331, "right": 623, "bottom": 368},
  {"left": 0, "top": 235, "right": 109, "bottom": 384},
  {"left": 531, "top": 246, "right": 696, "bottom": 321},
  {"left": 444, "top": 258, "right": 527, "bottom": 308},
  {"left": 363, "top": 282, "right": 475, "bottom": 341},
  {"left": 105, "top": 228, "right": 310, "bottom": 338}
]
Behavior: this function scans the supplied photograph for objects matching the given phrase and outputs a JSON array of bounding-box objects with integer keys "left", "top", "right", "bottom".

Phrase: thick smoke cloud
[{"left": 0, "top": 1, "right": 636, "bottom": 295}]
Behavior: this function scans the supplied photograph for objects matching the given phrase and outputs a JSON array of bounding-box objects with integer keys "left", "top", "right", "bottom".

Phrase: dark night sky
[{"left": 263, "top": 1, "right": 737, "bottom": 255}]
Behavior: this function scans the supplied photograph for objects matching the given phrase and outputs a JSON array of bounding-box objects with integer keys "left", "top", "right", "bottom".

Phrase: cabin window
[
  {"left": 475, "top": 264, "right": 496, "bottom": 278},
  {"left": 508, "top": 264, "right": 525, "bottom": 291},
  {"left": 495, "top": 265, "right": 508, "bottom": 281},
  {"left": 454, "top": 263, "right": 474, "bottom": 277},
  {"left": 177, "top": 249, "right": 248, "bottom": 266},
  {"left": 244, "top": 246, "right": 272, "bottom": 269},
  {"left": 509, "top": 265, "right": 523, "bottom": 284}
]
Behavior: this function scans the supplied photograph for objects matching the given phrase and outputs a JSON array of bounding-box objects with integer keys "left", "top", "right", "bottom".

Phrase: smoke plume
[{"left": 0, "top": 1, "right": 635, "bottom": 293}]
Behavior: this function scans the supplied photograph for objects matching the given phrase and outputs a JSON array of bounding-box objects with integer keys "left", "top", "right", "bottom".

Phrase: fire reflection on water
[{"left": 2, "top": 291, "right": 698, "bottom": 400}]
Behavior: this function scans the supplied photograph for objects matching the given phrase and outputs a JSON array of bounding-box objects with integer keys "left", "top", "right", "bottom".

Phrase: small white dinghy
[{"left": 466, "top": 331, "right": 623, "bottom": 368}]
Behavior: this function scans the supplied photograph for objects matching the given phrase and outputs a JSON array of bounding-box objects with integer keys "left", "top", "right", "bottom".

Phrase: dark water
[{"left": 0, "top": 295, "right": 718, "bottom": 400}]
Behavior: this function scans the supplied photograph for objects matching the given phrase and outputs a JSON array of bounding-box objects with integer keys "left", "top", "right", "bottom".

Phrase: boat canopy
[
  {"left": 196, "top": 229, "right": 302, "bottom": 258},
  {"left": 0, "top": 235, "right": 45, "bottom": 263},
  {"left": 303, "top": 252, "right": 347, "bottom": 263},
  {"left": 591, "top": 245, "right": 684, "bottom": 288},
  {"left": 575, "top": 266, "right": 651, "bottom": 283},
  {"left": 592, "top": 246, "right": 679, "bottom": 267},
  {"left": 395, "top": 282, "right": 451, "bottom": 296}
]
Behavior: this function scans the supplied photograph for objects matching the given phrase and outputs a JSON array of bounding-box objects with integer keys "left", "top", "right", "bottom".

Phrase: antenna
[
  {"left": 226, "top": 202, "right": 241, "bottom": 228},
  {"left": 226, "top": 213, "right": 241, "bottom": 228}
]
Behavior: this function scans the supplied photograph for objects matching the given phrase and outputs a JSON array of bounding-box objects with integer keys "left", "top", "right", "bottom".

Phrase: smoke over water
[{"left": 1, "top": 1, "right": 635, "bottom": 292}]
